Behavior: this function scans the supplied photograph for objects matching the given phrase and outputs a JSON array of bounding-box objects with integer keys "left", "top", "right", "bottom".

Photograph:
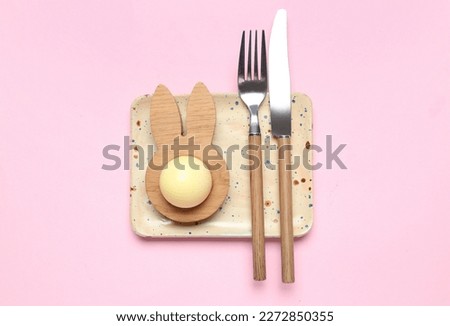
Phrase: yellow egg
[{"left": 159, "top": 156, "right": 212, "bottom": 208}]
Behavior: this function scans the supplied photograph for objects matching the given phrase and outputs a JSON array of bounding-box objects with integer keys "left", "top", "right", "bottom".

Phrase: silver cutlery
[
  {"left": 269, "top": 9, "right": 295, "bottom": 283},
  {"left": 238, "top": 30, "right": 267, "bottom": 281}
]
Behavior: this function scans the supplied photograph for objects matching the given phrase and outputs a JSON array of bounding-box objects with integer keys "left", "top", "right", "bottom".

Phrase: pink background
[{"left": 1, "top": 0, "right": 449, "bottom": 305}]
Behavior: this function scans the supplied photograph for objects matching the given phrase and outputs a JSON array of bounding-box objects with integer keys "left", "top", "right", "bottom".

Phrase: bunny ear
[
  {"left": 186, "top": 82, "right": 216, "bottom": 145},
  {"left": 150, "top": 84, "right": 182, "bottom": 146}
]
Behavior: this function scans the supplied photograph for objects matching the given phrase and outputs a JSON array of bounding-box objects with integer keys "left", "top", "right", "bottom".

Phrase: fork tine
[
  {"left": 260, "top": 30, "right": 267, "bottom": 80},
  {"left": 247, "top": 31, "right": 252, "bottom": 80},
  {"left": 238, "top": 31, "right": 245, "bottom": 82},
  {"left": 254, "top": 31, "right": 259, "bottom": 80}
]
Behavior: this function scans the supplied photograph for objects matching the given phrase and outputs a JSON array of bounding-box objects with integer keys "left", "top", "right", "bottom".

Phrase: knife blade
[
  {"left": 269, "top": 9, "right": 291, "bottom": 138},
  {"left": 269, "top": 8, "right": 295, "bottom": 283}
]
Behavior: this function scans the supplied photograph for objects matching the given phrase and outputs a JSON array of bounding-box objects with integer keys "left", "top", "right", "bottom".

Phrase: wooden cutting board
[{"left": 130, "top": 91, "right": 313, "bottom": 238}]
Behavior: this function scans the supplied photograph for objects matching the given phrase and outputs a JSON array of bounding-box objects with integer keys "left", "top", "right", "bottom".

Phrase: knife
[{"left": 269, "top": 9, "right": 295, "bottom": 283}]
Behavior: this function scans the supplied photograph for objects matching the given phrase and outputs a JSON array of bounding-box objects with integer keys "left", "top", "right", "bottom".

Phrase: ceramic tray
[{"left": 130, "top": 92, "right": 313, "bottom": 238}]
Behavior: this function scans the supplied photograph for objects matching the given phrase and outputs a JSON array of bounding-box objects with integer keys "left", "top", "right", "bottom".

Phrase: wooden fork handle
[
  {"left": 249, "top": 134, "right": 266, "bottom": 281},
  {"left": 277, "top": 137, "right": 295, "bottom": 283}
]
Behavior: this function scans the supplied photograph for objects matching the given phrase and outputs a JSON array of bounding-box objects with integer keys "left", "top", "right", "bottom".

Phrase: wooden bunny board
[{"left": 130, "top": 92, "right": 313, "bottom": 238}]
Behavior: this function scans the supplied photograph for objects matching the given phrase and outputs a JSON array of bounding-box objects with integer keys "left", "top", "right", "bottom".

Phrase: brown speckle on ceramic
[{"left": 130, "top": 93, "right": 313, "bottom": 238}]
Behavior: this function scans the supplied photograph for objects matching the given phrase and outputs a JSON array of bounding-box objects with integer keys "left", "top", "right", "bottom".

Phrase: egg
[{"left": 159, "top": 156, "right": 212, "bottom": 208}]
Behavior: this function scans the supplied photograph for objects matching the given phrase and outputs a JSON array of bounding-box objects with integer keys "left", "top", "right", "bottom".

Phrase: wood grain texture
[
  {"left": 145, "top": 83, "right": 229, "bottom": 224},
  {"left": 277, "top": 136, "right": 295, "bottom": 283},
  {"left": 186, "top": 83, "right": 215, "bottom": 145},
  {"left": 249, "top": 134, "right": 266, "bottom": 281},
  {"left": 150, "top": 84, "right": 182, "bottom": 146}
]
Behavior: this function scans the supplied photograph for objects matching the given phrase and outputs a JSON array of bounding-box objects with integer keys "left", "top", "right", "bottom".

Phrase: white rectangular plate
[{"left": 130, "top": 93, "right": 313, "bottom": 238}]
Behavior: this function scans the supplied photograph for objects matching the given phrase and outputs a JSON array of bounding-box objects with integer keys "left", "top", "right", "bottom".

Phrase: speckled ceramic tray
[{"left": 130, "top": 92, "right": 313, "bottom": 238}]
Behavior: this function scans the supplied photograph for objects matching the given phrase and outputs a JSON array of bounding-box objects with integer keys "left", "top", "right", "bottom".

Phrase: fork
[{"left": 238, "top": 30, "right": 267, "bottom": 281}]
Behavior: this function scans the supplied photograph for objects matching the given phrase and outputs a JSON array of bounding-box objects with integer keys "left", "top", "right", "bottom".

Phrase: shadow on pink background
[{"left": 1, "top": 0, "right": 449, "bottom": 305}]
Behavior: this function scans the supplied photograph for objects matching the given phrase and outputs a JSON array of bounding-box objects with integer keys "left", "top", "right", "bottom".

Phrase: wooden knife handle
[
  {"left": 249, "top": 134, "right": 266, "bottom": 281},
  {"left": 277, "top": 137, "right": 295, "bottom": 283}
]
